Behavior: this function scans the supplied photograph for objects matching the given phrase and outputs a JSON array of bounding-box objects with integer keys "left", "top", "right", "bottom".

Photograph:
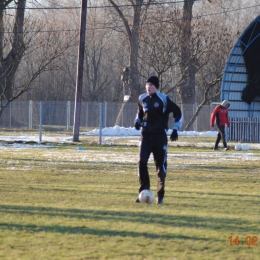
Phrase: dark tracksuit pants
[
  {"left": 215, "top": 123, "right": 228, "bottom": 148},
  {"left": 138, "top": 133, "right": 168, "bottom": 199}
]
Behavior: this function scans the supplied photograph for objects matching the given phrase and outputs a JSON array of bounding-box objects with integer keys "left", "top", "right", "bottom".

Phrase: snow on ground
[
  {"left": 82, "top": 126, "right": 218, "bottom": 138},
  {"left": 43, "top": 149, "right": 260, "bottom": 164},
  {"left": 0, "top": 126, "right": 259, "bottom": 166},
  {"left": 0, "top": 126, "right": 217, "bottom": 144},
  {"left": 0, "top": 135, "right": 73, "bottom": 143},
  {"left": 0, "top": 126, "right": 259, "bottom": 150}
]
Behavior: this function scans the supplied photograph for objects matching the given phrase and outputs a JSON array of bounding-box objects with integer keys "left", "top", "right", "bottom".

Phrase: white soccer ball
[
  {"left": 139, "top": 189, "right": 154, "bottom": 204},
  {"left": 235, "top": 144, "right": 242, "bottom": 151},
  {"left": 242, "top": 144, "right": 249, "bottom": 151}
]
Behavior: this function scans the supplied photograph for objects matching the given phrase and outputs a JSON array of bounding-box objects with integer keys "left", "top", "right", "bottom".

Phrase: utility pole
[{"left": 73, "top": 0, "right": 88, "bottom": 141}]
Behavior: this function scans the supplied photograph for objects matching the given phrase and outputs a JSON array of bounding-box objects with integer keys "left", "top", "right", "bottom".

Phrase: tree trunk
[
  {"left": 184, "top": 82, "right": 221, "bottom": 131},
  {"left": 115, "top": 102, "right": 126, "bottom": 126},
  {"left": 108, "top": 0, "right": 145, "bottom": 123},
  {"left": 0, "top": 0, "right": 26, "bottom": 103},
  {"left": 127, "top": 1, "right": 142, "bottom": 102},
  {"left": 177, "top": 0, "right": 196, "bottom": 105}
]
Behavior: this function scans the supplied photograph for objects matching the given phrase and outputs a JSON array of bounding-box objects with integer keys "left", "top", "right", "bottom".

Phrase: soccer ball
[
  {"left": 235, "top": 144, "right": 242, "bottom": 151},
  {"left": 242, "top": 144, "right": 249, "bottom": 151},
  {"left": 139, "top": 189, "right": 154, "bottom": 204}
]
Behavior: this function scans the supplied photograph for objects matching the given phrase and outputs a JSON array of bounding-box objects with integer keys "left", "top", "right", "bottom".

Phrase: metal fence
[
  {"left": 0, "top": 101, "right": 211, "bottom": 132},
  {"left": 229, "top": 117, "right": 260, "bottom": 142},
  {"left": 1, "top": 101, "right": 260, "bottom": 142}
]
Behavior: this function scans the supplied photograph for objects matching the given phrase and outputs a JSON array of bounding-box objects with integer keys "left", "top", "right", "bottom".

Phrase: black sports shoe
[
  {"left": 156, "top": 198, "right": 164, "bottom": 204},
  {"left": 213, "top": 147, "right": 219, "bottom": 150},
  {"left": 224, "top": 147, "right": 229, "bottom": 151},
  {"left": 135, "top": 198, "right": 140, "bottom": 203}
]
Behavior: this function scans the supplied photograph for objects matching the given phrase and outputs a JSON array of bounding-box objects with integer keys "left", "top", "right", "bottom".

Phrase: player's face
[{"left": 145, "top": 82, "right": 157, "bottom": 95}]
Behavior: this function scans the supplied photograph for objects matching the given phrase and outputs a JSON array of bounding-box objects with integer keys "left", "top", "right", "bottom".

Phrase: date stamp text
[{"left": 229, "top": 236, "right": 258, "bottom": 246}]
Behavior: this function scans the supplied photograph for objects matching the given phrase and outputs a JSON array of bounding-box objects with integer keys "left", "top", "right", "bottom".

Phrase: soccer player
[
  {"left": 210, "top": 100, "right": 230, "bottom": 151},
  {"left": 134, "top": 76, "right": 182, "bottom": 204}
]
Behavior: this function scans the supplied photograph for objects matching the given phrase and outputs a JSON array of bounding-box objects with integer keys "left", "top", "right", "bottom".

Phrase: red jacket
[{"left": 210, "top": 105, "right": 230, "bottom": 127}]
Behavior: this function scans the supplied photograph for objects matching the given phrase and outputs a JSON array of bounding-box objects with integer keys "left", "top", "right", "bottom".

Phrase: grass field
[{"left": 0, "top": 136, "right": 259, "bottom": 260}]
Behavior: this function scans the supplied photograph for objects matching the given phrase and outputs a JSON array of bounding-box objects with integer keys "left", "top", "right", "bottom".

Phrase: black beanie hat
[{"left": 146, "top": 76, "right": 159, "bottom": 89}]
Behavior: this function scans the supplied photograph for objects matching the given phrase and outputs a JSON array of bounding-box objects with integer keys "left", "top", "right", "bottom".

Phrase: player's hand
[
  {"left": 170, "top": 129, "right": 178, "bottom": 141},
  {"left": 135, "top": 121, "right": 141, "bottom": 130}
]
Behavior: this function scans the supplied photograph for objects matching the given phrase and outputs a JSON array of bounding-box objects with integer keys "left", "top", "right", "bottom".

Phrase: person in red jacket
[{"left": 210, "top": 100, "right": 230, "bottom": 151}]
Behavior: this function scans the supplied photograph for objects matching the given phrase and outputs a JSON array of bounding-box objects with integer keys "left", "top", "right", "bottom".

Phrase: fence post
[
  {"left": 85, "top": 102, "right": 88, "bottom": 127},
  {"left": 194, "top": 103, "right": 197, "bottom": 131},
  {"left": 29, "top": 100, "right": 33, "bottom": 129},
  {"left": 39, "top": 102, "right": 43, "bottom": 143},
  {"left": 66, "top": 101, "right": 70, "bottom": 130},
  {"left": 104, "top": 102, "right": 107, "bottom": 128},
  {"left": 99, "top": 102, "right": 103, "bottom": 145},
  {"left": 9, "top": 102, "right": 12, "bottom": 128}
]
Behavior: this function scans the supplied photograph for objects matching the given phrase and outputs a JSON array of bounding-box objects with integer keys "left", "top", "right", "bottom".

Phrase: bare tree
[
  {"left": 137, "top": 2, "right": 234, "bottom": 130},
  {"left": 0, "top": 0, "right": 77, "bottom": 113},
  {"left": 6, "top": 0, "right": 257, "bottom": 109},
  {"left": 184, "top": 24, "right": 235, "bottom": 130},
  {"left": 138, "top": 7, "right": 180, "bottom": 94},
  {"left": 0, "top": 0, "right": 26, "bottom": 108},
  {"left": 82, "top": 7, "right": 116, "bottom": 102},
  {"left": 107, "top": 0, "right": 156, "bottom": 102}
]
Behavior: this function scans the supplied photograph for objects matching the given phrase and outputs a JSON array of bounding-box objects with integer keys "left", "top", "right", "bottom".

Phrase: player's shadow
[{"left": 0, "top": 204, "right": 259, "bottom": 240}]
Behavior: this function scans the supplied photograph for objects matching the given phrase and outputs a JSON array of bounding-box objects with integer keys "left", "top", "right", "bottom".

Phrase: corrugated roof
[{"left": 221, "top": 15, "right": 260, "bottom": 118}]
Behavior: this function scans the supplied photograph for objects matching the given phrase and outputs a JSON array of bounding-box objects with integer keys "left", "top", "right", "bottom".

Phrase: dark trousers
[
  {"left": 215, "top": 124, "right": 227, "bottom": 148},
  {"left": 138, "top": 133, "right": 168, "bottom": 199}
]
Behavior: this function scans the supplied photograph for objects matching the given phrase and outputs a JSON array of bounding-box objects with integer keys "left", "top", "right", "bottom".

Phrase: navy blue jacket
[{"left": 135, "top": 91, "right": 182, "bottom": 134}]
